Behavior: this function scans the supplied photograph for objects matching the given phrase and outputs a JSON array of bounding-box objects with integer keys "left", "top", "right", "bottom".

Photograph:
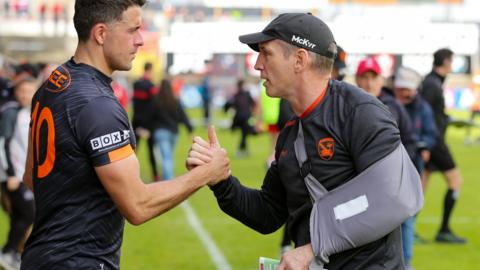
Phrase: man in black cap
[{"left": 188, "top": 13, "right": 407, "bottom": 269}]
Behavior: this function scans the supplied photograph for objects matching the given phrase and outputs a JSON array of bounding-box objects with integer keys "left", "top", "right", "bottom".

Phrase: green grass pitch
[{"left": 1, "top": 109, "right": 479, "bottom": 269}]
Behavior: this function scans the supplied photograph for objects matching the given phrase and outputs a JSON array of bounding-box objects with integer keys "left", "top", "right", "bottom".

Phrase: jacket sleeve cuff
[{"left": 209, "top": 175, "right": 234, "bottom": 197}]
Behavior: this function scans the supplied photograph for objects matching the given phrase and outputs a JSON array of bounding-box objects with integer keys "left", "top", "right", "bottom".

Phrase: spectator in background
[
  {"left": 13, "top": 0, "right": 28, "bottom": 18},
  {"left": 14, "top": 63, "right": 40, "bottom": 80},
  {"left": 171, "top": 74, "right": 184, "bottom": 97},
  {"left": 419, "top": 48, "right": 466, "bottom": 244},
  {"left": 53, "top": 2, "right": 63, "bottom": 35},
  {"left": 39, "top": 2, "right": 47, "bottom": 33},
  {"left": 332, "top": 45, "right": 347, "bottom": 81},
  {"left": 258, "top": 84, "right": 281, "bottom": 166},
  {"left": 151, "top": 79, "right": 193, "bottom": 180},
  {"left": 0, "top": 69, "right": 14, "bottom": 106},
  {"left": 465, "top": 89, "right": 480, "bottom": 144},
  {"left": 112, "top": 80, "right": 129, "bottom": 111},
  {"left": 3, "top": 0, "right": 11, "bottom": 17},
  {"left": 199, "top": 60, "right": 213, "bottom": 126},
  {"left": 0, "top": 76, "right": 37, "bottom": 270},
  {"left": 224, "top": 79, "right": 256, "bottom": 158},
  {"left": 394, "top": 66, "right": 437, "bottom": 270},
  {"left": 355, "top": 57, "right": 416, "bottom": 159},
  {"left": 132, "top": 62, "right": 160, "bottom": 181}
]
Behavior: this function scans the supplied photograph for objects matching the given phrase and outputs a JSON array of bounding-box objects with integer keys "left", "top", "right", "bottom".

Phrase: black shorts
[{"left": 425, "top": 139, "right": 456, "bottom": 172}]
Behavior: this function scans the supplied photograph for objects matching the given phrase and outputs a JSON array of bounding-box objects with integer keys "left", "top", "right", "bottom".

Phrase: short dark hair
[
  {"left": 14, "top": 75, "right": 37, "bottom": 90},
  {"left": 74, "top": 0, "right": 146, "bottom": 42},
  {"left": 433, "top": 48, "right": 453, "bottom": 67},
  {"left": 144, "top": 62, "right": 153, "bottom": 71}
]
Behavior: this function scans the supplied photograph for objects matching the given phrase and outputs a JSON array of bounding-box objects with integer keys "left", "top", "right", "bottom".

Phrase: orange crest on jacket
[{"left": 318, "top": 137, "right": 334, "bottom": 160}]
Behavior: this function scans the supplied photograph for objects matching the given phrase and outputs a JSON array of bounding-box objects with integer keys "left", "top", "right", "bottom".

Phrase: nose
[
  {"left": 254, "top": 55, "right": 263, "bottom": 71},
  {"left": 135, "top": 31, "right": 144, "bottom": 47}
]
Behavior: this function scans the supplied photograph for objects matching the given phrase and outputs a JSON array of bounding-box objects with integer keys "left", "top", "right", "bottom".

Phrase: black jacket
[
  {"left": 419, "top": 71, "right": 449, "bottom": 138},
  {"left": 211, "top": 80, "right": 404, "bottom": 270},
  {"left": 224, "top": 90, "right": 255, "bottom": 129},
  {"left": 379, "top": 88, "right": 417, "bottom": 159},
  {"left": 132, "top": 77, "right": 156, "bottom": 129},
  {"left": 150, "top": 100, "right": 193, "bottom": 134}
]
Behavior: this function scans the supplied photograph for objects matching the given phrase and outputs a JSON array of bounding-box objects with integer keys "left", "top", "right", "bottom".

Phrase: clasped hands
[{"left": 186, "top": 126, "right": 231, "bottom": 185}]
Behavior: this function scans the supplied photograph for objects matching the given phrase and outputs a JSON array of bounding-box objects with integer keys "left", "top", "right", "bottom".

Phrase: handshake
[{"left": 185, "top": 126, "right": 231, "bottom": 186}]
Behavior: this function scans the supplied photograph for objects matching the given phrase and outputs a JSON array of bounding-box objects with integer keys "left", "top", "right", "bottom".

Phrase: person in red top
[{"left": 111, "top": 80, "right": 129, "bottom": 111}]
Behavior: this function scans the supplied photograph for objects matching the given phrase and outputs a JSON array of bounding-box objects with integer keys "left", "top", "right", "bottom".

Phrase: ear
[
  {"left": 91, "top": 23, "right": 109, "bottom": 45},
  {"left": 293, "top": 49, "right": 309, "bottom": 72}
]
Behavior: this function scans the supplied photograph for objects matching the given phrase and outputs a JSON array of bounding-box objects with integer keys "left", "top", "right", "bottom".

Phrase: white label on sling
[{"left": 333, "top": 195, "right": 369, "bottom": 221}]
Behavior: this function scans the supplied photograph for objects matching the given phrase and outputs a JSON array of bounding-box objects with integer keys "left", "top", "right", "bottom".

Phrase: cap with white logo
[{"left": 239, "top": 13, "right": 336, "bottom": 58}]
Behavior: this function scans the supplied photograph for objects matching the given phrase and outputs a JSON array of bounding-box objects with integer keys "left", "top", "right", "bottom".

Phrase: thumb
[{"left": 208, "top": 125, "right": 220, "bottom": 148}]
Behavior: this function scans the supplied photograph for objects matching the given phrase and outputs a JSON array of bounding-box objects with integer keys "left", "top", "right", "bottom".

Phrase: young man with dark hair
[
  {"left": 188, "top": 13, "right": 421, "bottom": 270},
  {"left": 20, "top": 1, "right": 230, "bottom": 269},
  {"left": 419, "top": 48, "right": 467, "bottom": 244}
]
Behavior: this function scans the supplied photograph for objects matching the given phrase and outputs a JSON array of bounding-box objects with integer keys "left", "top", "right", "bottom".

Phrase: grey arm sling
[{"left": 293, "top": 120, "right": 423, "bottom": 270}]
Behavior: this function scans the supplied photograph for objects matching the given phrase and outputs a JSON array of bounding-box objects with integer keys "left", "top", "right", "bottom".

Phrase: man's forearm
[
  {"left": 211, "top": 175, "right": 288, "bottom": 234},
  {"left": 136, "top": 166, "right": 212, "bottom": 224}
]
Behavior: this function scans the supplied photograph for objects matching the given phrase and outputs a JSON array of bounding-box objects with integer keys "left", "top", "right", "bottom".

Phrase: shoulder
[
  {"left": 331, "top": 80, "right": 379, "bottom": 105},
  {"left": 75, "top": 95, "right": 128, "bottom": 132},
  {"left": 0, "top": 100, "right": 19, "bottom": 113},
  {"left": 43, "top": 61, "right": 106, "bottom": 97},
  {"left": 79, "top": 95, "right": 124, "bottom": 117},
  {"left": 422, "top": 73, "right": 441, "bottom": 89},
  {"left": 329, "top": 80, "right": 387, "bottom": 116},
  {"left": 381, "top": 93, "right": 403, "bottom": 111}
]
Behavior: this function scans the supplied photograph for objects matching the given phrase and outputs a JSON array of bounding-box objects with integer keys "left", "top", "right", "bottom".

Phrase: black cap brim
[{"left": 239, "top": 32, "right": 275, "bottom": 52}]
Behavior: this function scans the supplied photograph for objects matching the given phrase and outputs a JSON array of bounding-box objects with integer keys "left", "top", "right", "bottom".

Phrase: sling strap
[{"left": 293, "top": 120, "right": 423, "bottom": 270}]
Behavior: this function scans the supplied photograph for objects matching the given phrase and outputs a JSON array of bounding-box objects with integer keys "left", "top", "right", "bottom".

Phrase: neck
[
  {"left": 434, "top": 67, "right": 447, "bottom": 77},
  {"left": 73, "top": 41, "right": 112, "bottom": 76},
  {"left": 287, "top": 72, "right": 330, "bottom": 116}
]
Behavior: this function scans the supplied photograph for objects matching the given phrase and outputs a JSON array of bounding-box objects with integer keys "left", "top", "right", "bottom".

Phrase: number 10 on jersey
[{"left": 31, "top": 101, "right": 56, "bottom": 178}]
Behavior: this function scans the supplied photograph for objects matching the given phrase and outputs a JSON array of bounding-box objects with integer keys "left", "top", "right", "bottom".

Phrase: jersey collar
[{"left": 299, "top": 80, "right": 331, "bottom": 119}]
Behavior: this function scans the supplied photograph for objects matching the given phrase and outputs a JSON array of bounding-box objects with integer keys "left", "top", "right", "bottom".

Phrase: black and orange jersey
[
  {"left": 22, "top": 58, "right": 136, "bottom": 270},
  {"left": 211, "top": 80, "right": 404, "bottom": 269}
]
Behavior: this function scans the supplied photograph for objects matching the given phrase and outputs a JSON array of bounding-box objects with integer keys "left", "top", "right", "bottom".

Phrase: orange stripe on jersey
[
  {"left": 108, "top": 144, "right": 134, "bottom": 163},
  {"left": 300, "top": 84, "right": 329, "bottom": 119},
  {"left": 284, "top": 120, "right": 296, "bottom": 128}
]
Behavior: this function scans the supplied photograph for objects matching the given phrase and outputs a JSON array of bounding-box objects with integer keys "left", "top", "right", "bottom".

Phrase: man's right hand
[{"left": 186, "top": 126, "right": 231, "bottom": 185}]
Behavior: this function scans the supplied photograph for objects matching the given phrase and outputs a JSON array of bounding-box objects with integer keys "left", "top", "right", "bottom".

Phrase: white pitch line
[{"left": 181, "top": 202, "right": 232, "bottom": 270}]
